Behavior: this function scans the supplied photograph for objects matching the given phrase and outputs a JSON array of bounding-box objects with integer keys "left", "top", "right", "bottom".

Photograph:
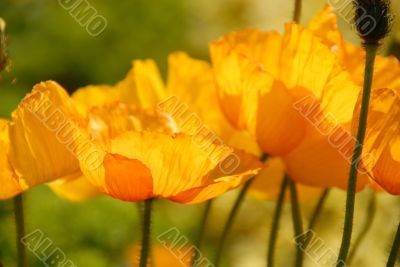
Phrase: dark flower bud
[{"left": 353, "top": 0, "right": 393, "bottom": 45}]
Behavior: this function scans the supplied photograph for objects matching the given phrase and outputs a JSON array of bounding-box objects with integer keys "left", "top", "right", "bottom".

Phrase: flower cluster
[
  {"left": 2, "top": 3, "right": 400, "bottom": 266},
  {"left": 1, "top": 4, "right": 400, "bottom": 215}
]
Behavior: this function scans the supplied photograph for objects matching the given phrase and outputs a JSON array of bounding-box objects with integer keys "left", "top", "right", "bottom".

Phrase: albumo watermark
[{"left": 58, "top": 0, "right": 107, "bottom": 37}]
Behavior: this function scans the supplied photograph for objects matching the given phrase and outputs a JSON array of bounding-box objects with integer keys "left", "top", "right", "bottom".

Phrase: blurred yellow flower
[
  {"left": 49, "top": 173, "right": 99, "bottom": 202},
  {"left": 128, "top": 243, "right": 192, "bottom": 267},
  {"left": 250, "top": 157, "right": 321, "bottom": 202}
]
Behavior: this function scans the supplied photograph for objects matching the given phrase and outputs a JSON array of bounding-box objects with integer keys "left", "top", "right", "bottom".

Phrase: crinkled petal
[
  {"left": 307, "top": 5, "right": 346, "bottom": 55},
  {"left": 88, "top": 103, "right": 173, "bottom": 147},
  {"left": 354, "top": 88, "right": 400, "bottom": 194},
  {"left": 9, "top": 81, "right": 84, "bottom": 187},
  {"left": 209, "top": 29, "right": 283, "bottom": 129},
  {"left": 165, "top": 51, "right": 260, "bottom": 155},
  {"left": 72, "top": 85, "right": 119, "bottom": 113},
  {"left": 82, "top": 131, "right": 260, "bottom": 202}
]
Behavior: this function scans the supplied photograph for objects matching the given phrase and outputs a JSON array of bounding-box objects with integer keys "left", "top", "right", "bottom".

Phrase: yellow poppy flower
[
  {"left": 50, "top": 61, "right": 171, "bottom": 201},
  {"left": 0, "top": 119, "right": 23, "bottom": 199},
  {"left": 57, "top": 68, "right": 263, "bottom": 203},
  {"left": 210, "top": 20, "right": 369, "bottom": 190},
  {"left": 49, "top": 103, "right": 174, "bottom": 202},
  {"left": 8, "top": 81, "right": 87, "bottom": 189},
  {"left": 80, "top": 130, "right": 261, "bottom": 204},
  {"left": 164, "top": 53, "right": 322, "bottom": 199},
  {"left": 353, "top": 88, "right": 400, "bottom": 195},
  {"left": 210, "top": 22, "right": 355, "bottom": 156}
]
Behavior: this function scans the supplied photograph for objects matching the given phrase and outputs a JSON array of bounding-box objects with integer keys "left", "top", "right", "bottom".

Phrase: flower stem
[
  {"left": 139, "top": 199, "right": 153, "bottom": 267},
  {"left": 14, "top": 194, "right": 26, "bottom": 267},
  {"left": 289, "top": 178, "right": 304, "bottom": 267},
  {"left": 336, "top": 44, "right": 378, "bottom": 267},
  {"left": 192, "top": 200, "right": 212, "bottom": 266},
  {"left": 214, "top": 177, "right": 255, "bottom": 267},
  {"left": 299, "top": 189, "right": 330, "bottom": 256},
  {"left": 387, "top": 222, "right": 400, "bottom": 267},
  {"left": 293, "top": 0, "right": 302, "bottom": 23},
  {"left": 348, "top": 191, "right": 376, "bottom": 263},
  {"left": 267, "top": 175, "right": 289, "bottom": 267},
  {"left": 308, "top": 189, "right": 330, "bottom": 232}
]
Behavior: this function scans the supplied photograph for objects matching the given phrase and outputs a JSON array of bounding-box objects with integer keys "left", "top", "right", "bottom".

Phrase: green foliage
[{"left": 0, "top": 0, "right": 196, "bottom": 117}]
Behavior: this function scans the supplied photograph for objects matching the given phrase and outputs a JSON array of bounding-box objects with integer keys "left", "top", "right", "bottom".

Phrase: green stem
[
  {"left": 140, "top": 199, "right": 153, "bottom": 267},
  {"left": 348, "top": 191, "right": 376, "bottom": 263},
  {"left": 308, "top": 189, "right": 330, "bottom": 231},
  {"left": 14, "top": 194, "right": 26, "bottom": 267},
  {"left": 387, "top": 222, "right": 400, "bottom": 267},
  {"left": 214, "top": 177, "right": 255, "bottom": 267},
  {"left": 293, "top": 0, "right": 302, "bottom": 23},
  {"left": 336, "top": 44, "right": 378, "bottom": 267},
  {"left": 267, "top": 176, "right": 289, "bottom": 267},
  {"left": 192, "top": 200, "right": 212, "bottom": 266},
  {"left": 289, "top": 178, "right": 304, "bottom": 267},
  {"left": 299, "top": 189, "right": 330, "bottom": 257}
]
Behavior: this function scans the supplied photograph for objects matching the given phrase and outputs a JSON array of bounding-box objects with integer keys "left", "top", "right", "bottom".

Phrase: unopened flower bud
[{"left": 353, "top": 0, "right": 393, "bottom": 45}]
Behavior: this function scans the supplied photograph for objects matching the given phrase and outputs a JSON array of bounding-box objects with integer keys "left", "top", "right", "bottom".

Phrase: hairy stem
[
  {"left": 336, "top": 44, "right": 378, "bottom": 266},
  {"left": 267, "top": 176, "right": 289, "bottom": 267},
  {"left": 139, "top": 199, "right": 153, "bottom": 267},
  {"left": 14, "top": 194, "right": 27, "bottom": 267},
  {"left": 289, "top": 178, "right": 304, "bottom": 267},
  {"left": 214, "top": 178, "right": 255, "bottom": 267}
]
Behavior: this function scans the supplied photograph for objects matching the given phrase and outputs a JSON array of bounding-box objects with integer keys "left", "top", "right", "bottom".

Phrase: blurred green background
[{"left": 1, "top": 0, "right": 400, "bottom": 266}]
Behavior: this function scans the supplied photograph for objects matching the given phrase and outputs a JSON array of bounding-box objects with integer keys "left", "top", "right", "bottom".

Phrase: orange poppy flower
[{"left": 210, "top": 10, "right": 369, "bottom": 190}]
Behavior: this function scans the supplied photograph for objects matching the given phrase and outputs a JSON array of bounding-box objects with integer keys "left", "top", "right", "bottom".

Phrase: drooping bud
[{"left": 353, "top": 0, "right": 393, "bottom": 45}]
